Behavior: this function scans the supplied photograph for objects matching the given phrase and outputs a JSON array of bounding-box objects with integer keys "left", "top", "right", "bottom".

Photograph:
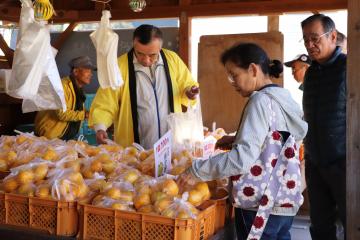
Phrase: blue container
[
  {"left": 15, "top": 124, "right": 35, "bottom": 134},
  {"left": 80, "top": 94, "right": 114, "bottom": 146},
  {"left": 80, "top": 94, "right": 97, "bottom": 145},
  {"left": 85, "top": 94, "right": 96, "bottom": 112}
]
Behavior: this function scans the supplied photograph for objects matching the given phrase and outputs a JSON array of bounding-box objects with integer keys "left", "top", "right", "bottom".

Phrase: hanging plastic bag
[
  {"left": 21, "top": 47, "right": 66, "bottom": 113},
  {"left": 167, "top": 97, "right": 204, "bottom": 152},
  {"left": 6, "top": 0, "right": 66, "bottom": 113},
  {"left": 90, "top": 10, "right": 123, "bottom": 89}
]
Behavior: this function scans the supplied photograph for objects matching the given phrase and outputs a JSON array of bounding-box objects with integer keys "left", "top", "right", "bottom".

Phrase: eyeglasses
[{"left": 300, "top": 30, "right": 332, "bottom": 45}]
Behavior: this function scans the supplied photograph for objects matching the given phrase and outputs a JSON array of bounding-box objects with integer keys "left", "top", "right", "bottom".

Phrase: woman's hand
[{"left": 215, "top": 135, "right": 235, "bottom": 150}]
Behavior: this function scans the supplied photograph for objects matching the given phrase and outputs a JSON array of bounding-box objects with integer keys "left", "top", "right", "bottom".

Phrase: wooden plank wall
[
  {"left": 347, "top": 0, "right": 360, "bottom": 239},
  {"left": 198, "top": 32, "right": 283, "bottom": 132}
]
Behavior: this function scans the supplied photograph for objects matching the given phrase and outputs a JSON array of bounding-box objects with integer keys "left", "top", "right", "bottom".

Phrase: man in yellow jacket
[
  {"left": 89, "top": 24, "right": 199, "bottom": 149},
  {"left": 35, "top": 56, "right": 96, "bottom": 140}
]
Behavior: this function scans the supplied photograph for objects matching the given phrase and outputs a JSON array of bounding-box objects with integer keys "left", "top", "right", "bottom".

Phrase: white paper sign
[
  {"left": 154, "top": 131, "right": 172, "bottom": 178},
  {"left": 202, "top": 135, "right": 217, "bottom": 159}
]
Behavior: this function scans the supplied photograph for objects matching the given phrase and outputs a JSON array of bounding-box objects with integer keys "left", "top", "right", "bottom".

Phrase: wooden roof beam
[
  {"left": 179, "top": 0, "right": 191, "bottom": 6},
  {"left": 184, "top": 0, "right": 346, "bottom": 17},
  {"left": 73, "top": 0, "right": 347, "bottom": 21},
  {"left": 0, "top": 56, "right": 11, "bottom": 69},
  {"left": 76, "top": 0, "right": 347, "bottom": 21},
  {"left": 0, "top": 0, "right": 346, "bottom": 23},
  {"left": 52, "top": 22, "right": 78, "bottom": 50},
  {"left": 0, "top": 34, "right": 13, "bottom": 67}
]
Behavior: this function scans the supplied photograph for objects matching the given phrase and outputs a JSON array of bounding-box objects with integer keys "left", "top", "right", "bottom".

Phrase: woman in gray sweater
[{"left": 178, "top": 43, "right": 308, "bottom": 240}]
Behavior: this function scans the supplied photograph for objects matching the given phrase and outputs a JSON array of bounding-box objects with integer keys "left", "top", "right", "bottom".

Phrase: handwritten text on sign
[{"left": 154, "top": 131, "right": 172, "bottom": 178}]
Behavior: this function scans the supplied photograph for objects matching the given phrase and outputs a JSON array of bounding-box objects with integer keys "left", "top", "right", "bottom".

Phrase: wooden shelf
[{"left": 0, "top": 92, "right": 22, "bottom": 105}]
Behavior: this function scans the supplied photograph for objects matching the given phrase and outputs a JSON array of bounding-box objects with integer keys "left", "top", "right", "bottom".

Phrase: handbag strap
[
  {"left": 264, "top": 92, "right": 292, "bottom": 135},
  {"left": 247, "top": 135, "right": 294, "bottom": 240},
  {"left": 230, "top": 95, "right": 278, "bottom": 181},
  {"left": 244, "top": 97, "right": 288, "bottom": 239}
]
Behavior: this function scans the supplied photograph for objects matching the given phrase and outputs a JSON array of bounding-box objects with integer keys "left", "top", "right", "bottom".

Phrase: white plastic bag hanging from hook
[
  {"left": 90, "top": 10, "right": 123, "bottom": 89},
  {"left": 6, "top": 0, "right": 66, "bottom": 113}
]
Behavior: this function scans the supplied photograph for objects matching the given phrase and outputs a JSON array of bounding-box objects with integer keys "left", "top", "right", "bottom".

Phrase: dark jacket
[{"left": 303, "top": 47, "right": 346, "bottom": 167}]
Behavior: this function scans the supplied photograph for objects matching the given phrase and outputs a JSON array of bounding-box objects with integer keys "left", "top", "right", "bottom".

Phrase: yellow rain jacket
[
  {"left": 89, "top": 49, "right": 198, "bottom": 147},
  {"left": 34, "top": 77, "right": 85, "bottom": 139}
]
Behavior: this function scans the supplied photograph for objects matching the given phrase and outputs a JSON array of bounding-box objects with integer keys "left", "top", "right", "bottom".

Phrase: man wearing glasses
[
  {"left": 89, "top": 24, "right": 199, "bottom": 149},
  {"left": 301, "top": 14, "right": 346, "bottom": 240},
  {"left": 284, "top": 54, "right": 311, "bottom": 91}
]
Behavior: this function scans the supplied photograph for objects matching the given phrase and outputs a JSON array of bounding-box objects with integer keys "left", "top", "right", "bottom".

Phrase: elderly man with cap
[
  {"left": 35, "top": 56, "right": 96, "bottom": 140},
  {"left": 284, "top": 54, "right": 311, "bottom": 91}
]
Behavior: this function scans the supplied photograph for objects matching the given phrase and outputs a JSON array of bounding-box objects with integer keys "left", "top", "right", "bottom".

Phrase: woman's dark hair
[
  {"left": 220, "top": 43, "right": 283, "bottom": 78},
  {"left": 133, "top": 24, "right": 163, "bottom": 44}
]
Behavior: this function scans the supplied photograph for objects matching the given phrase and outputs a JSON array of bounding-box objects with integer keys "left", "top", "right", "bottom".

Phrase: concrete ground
[{"left": 211, "top": 215, "right": 345, "bottom": 240}]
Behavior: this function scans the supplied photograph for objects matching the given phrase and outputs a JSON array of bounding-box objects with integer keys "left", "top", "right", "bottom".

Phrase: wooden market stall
[{"left": 0, "top": 0, "right": 359, "bottom": 239}]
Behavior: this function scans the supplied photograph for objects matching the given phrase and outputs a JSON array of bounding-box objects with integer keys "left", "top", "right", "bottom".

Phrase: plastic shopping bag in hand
[
  {"left": 90, "top": 10, "right": 123, "bottom": 89},
  {"left": 6, "top": 0, "right": 66, "bottom": 113}
]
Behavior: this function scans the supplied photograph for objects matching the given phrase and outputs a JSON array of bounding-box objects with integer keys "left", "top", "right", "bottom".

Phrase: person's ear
[
  {"left": 330, "top": 30, "right": 337, "bottom": 43},
  {"left": 72, "top": 68, "right": 80, "bottom": 77},
  {"left": 248, "top": 63, "right": 258, "bottom": 78}
]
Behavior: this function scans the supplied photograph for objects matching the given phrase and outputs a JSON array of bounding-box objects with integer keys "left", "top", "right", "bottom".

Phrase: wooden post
[
  {"left": 178, "top": 11, "right": 191, "bottom": 68},
  {"left": 347, "top": 0, "right": 360, "bottom": 239},
  {"left": 0, "top": 33, "right": 13, "bottom": 67},
  {"left": 53, "top": 22, "right": 78, "bottom": 50},
  {"left": 0, "top": 56, "right": 11, "bottom": 69},
  {"left": 267, "top": 15, "right": 279, "bottom": 32},
  {"left": 94, "top": 1, "right": 105, "bottom": 11}
]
